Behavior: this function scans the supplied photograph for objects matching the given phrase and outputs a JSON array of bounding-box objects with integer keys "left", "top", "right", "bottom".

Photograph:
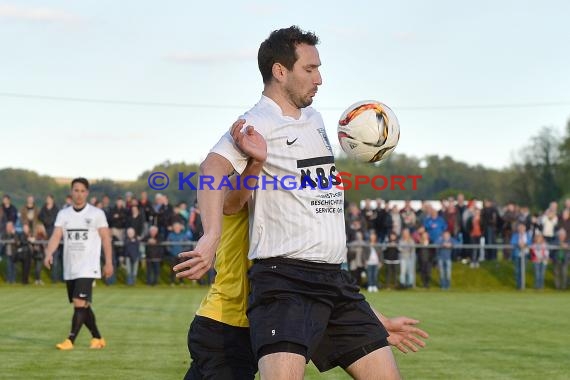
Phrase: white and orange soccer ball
[{"left": 337, "top": 100, "right": 400, "bottom": 163}]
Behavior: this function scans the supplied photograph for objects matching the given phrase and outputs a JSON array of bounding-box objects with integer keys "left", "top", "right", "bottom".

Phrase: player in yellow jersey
[
  {"left": 182, "top": 131, "right": 263, "bottom": 379},
  {"left": 184, "top": 208, "right": 257, "bottom": 380},
  {"left": 184, "top": 207, "right": 255, "bottom": 379},
  {"left": 194, "top": 207, "right": 251, "bottom": 329},
  {"left": 180, "top": 123, "right": 428, "bottom": 380}
]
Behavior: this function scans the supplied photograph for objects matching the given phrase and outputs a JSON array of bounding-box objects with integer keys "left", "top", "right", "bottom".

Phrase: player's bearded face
[
  {"left": 285, "top": 44, "right": 321, "bottom": 109},
  {"left": 285, "top": 80, "right": 316, "bottom": 108}
]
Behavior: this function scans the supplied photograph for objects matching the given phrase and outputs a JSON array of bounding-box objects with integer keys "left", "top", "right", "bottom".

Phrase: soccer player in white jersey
[
  {"left": 44, "top": 178, "right": 113, "bottom": 350},
  {"left": 175, "top": 26, "right": 405, "bottom": 379},
  {"left": 181, "top": 127, "right": 427, "bottom": 379}
]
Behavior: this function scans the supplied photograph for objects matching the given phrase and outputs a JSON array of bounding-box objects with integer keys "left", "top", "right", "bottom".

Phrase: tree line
[{"left": 1, "top": 119, "right": 569, "bottom": 211}]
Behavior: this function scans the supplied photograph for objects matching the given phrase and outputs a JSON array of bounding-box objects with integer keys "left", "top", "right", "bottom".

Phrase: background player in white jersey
[
  {"left": 44, "top": 177, "right": 113, "bottom": 350},
  {"left": 176, "top": 26, "right": 404, "bottom": 379}
]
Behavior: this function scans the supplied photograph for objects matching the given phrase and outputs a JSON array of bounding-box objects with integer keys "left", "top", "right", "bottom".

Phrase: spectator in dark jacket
[
  {"left": 383, "top": 232, "right": 400, "bottom": 289},
  {"left": 189, "top": 201, "right": 203, "bottom": 242},
  {"left": 417, "top": 231, "right": 433, "bottom": 288},
  {"left": 101, "top": 195, "right": 112, "bottom": 224},
  {"left": 39, "top": 195, "right": 62, "bottom": 283},
  {"left": 144, "top": 226, "right": 163, "bottom": 286},
  {"left": 110, "top": 197, "right": 128, "bottom": 263},
  {"left": 110, "top": 197, "right": 128, "bottom": 233},
  {"left": 374, "top": 201, "right": 391, "bottom": 243},
  {"left": 481, "top": 199, "right": 501, "bottom": 260},
  {"left": 39, "top": 195, "right": 59, "bottom": 237},
  {"left": 13, "top": 224, "right": 34, "bottom": 285},
  {"left": 2, "top": 221, "right": 17, "bottom": 283},
  {"left": 155, "top": 194, "right": 175, "bottom": 239},
  {"left": 552, "top": 228, "right": 569, "bottom": 290},
  {"left": 400, "top": 200, "right": 417, "bottom": 233},
  {"left": 124, "top": 227, "right": 141, "bottom": 286},
  {"left": 501, "top": 202, "right": 518, "bottom": 260},
  {"left": 2, "top": 195, "right": 18, "bottom": 227},
  {"left": 126, "top": 205, "right": 145, "bottom": 239},
  {"left": 138, "top": 191, "right": 155, "bottom": 232},
  {"left": 32, "top": 223, "right": 47, "bottom": 285},
  {"left": 557, "top": 209, "right": 570, "bottom": 239},
  {"left": 360, "top": 199, "right": 378, "bottom": 235}
]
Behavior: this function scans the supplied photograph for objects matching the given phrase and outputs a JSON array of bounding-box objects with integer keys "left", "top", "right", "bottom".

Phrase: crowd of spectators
[
  {"left": 345, "top": 194, "right": 570, "bottom": 291},
  {"left": 2, "top": 190, "right": 570, "bottom": 290},
  {"left": 0, "top": 191, "right": 206, "bottom": 286}
]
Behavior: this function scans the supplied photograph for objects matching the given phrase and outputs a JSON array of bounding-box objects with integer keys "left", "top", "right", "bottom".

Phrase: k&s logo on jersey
[{"left": 67, "top": 229, "right": 88, "bottom": 241}]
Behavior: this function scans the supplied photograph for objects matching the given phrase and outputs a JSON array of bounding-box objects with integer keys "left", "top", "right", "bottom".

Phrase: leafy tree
[
  {"left": 557, "top": 118, "right": 570, "bottom": 199},
  {"left": 511, "top": 126, "right": 562, "bottom": 210},
  {"left": 133, "top": 160, "right": 200, "bottom": 205},
  {"left": 0, "top": 168, "right": 65, "bottom": 206}
]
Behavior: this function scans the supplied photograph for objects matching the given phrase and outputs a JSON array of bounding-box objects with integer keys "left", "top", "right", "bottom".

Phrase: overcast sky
[{"left": 1, "top": 0, "right": 569, "bottom": 180}]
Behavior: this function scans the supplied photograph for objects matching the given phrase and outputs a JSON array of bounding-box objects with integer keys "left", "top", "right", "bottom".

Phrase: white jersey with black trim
[
  {"left": 211, "top": 95, "right": 346, "bottom": 263},
  {"left": 55, "top": 204, "right": 108, "bottom": 280}
]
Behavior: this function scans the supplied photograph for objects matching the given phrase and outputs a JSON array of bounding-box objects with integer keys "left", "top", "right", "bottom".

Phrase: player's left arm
[
  {"left": 98, "top": 227, "right": 114, "bottom": 278},
  {"left": 223, "top": 119, "right": 267, "bottom": 215},
  {"left": 373, "top": 308, "right": 429, "bottom": 353}
]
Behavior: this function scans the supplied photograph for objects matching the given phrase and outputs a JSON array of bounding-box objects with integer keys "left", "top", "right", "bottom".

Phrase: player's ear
[{"left": 271, "top": 62, "right": 286, "bottom": 83}]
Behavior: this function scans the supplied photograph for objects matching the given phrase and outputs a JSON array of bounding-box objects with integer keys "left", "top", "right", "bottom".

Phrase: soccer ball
[{"left": 337, "top": 100, "right": 400, "bottom": 163}]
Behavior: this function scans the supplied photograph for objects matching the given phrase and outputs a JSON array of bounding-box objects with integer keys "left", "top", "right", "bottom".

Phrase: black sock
[
  {"left": 84, "top": 306, "right": 102, "bottom": 339},
  {"left": 68, "top": 307, "right": 88, "bottom": 343}
]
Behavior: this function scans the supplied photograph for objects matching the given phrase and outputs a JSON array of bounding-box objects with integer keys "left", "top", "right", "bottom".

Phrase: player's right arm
[{"left": 43, "top": 227, "right": 63, "bottom": 269}]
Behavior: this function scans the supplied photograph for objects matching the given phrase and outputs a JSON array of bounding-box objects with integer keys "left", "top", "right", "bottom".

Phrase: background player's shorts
[
  {"left": 247, "top": 257, "right": 389, "bottom": 372},
  {"left": 185, "top": 316, "right": 257, "bottom": 380},
  {"left": 66, "top": 278, "right": 94, "bottom": 303}
]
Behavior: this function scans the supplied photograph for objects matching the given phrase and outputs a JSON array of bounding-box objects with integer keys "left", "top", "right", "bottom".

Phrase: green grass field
[{"left": 1, "top": 282, "right": 569, "bottom": 380}]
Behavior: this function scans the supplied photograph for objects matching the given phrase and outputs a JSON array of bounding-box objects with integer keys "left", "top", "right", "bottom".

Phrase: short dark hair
[
  {"left": 258, "top": 25, "right": 319, "bottom": 84},
  {"left": 71, "top": 177, "right": 90, "bottom": 190}
]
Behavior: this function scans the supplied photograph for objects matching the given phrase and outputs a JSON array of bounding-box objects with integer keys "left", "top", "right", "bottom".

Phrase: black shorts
[
  {"left": 185, "top": 316, "right": 257, "bottom": 380},
  {"left": 247, "top": 257, "right": 389, "bottom": 372},
  {"left": 66, "top": 278, "right": 94, "bottom": 303}
]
